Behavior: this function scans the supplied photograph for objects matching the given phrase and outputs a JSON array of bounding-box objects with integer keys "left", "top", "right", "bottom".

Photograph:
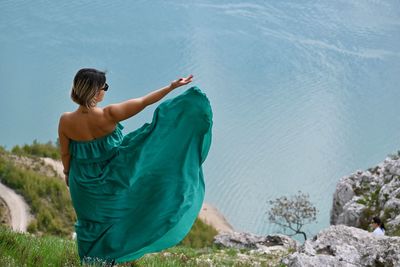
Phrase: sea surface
[{"left": 1, "top": 0, "right": 400, "bottom": 238}]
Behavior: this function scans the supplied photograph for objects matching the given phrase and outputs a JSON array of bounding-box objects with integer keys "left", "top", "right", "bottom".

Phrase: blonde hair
[{"left": 71, "top": 68, "right": 106, "bottom": 108}]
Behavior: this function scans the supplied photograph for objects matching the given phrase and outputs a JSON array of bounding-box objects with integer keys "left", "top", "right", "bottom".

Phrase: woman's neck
[{"left": 78, "top": 105, "right": 96, "bottom": 114}]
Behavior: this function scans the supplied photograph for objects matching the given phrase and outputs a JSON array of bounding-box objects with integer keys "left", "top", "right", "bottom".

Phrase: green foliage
[
  {"left": 381, "top": 208, "right": 400, "bottom": 236},
  {"left": 358, "top": 186, "right": 382, "bottom": 231},
  {"left": 11, "top": 139, "right": 60, "bottom": 160},
  {"left": 0, "top": 155, "right": 75, "bottom": 237},
  {"left": 0, "top": 225, "right": 80, "bottom": 266},
  {"left": 356, "top": 198, "right": 367, "bottom": 205},
  {"left": 391, "top": 225, "right": 400, "bottom": 236},
  {"left": 225, "top": 248, "right": 238, "bottom": 257},
  {"left": 0, "top": 226, "right": 289, "bottom": 266},
  {"left": 179, "top": 218, "right": 219, "bottom": 248},
  {"left": 356, "top": 184, "right": 400, "bottom": 236},
  {"left": 359, "top": 208, "right": 375, "bottom": 231},
  {"left": 353, "top": 180, "right": 377, "bottom": 197}
]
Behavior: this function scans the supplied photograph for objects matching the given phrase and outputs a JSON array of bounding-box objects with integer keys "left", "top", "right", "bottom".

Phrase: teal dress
[{"left": 68, "top": 86, "right": 213, "bottom": 264}]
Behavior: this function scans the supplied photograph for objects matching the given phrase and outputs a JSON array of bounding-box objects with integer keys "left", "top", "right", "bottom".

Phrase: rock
[
  {"left": 0, "top": 197, "right": 11, "bottom": 226},
  {"left": 384, "top": 198, "right": 400, "bottom": 211},
  {"left": 390, "top": 187, "right": 400, "bottom": 199},
  {"left": 390, "top": 166, "right": 400, "bottom": 176},
  {"left": 337, "top": 202, "right": 365, "bottom": 227},
  {"left": 282, "top": 225, "right": 400, "bottom": 266},
  {"left": 384, "top": 174, "right": 393, "bottom": 183},
  {"left": 330, "top": 182, "right": 354, "bottom": 224},
  {"left": 213, "top": 231, "right": 299, "bottom": 253},
  {"left": 387, "top": 215, "right": 400, "bottom": 229},
  {"left": 331, "top": 156, "right": 400, "bottom": 235}
]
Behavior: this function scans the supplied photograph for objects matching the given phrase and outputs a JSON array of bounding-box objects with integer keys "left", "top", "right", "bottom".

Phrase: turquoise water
[{"left": 1, "top": 1, "right": 400, "bottom": 238}]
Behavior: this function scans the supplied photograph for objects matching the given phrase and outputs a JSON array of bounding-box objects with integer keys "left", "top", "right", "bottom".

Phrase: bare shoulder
[
  {"left": 58, "top": 112, "right": 73, "bottom": 131},
  {"left": 60, "top": 112, "right": 72, "bottom": 119},
  {"left": 59, "top": 112, "right": 73, "bottom": 122},
  {"left": 102, "top": 105, "right": 118, "bottom": 123}
]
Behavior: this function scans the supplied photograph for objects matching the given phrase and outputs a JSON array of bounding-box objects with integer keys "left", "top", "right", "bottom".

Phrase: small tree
[{"left": 267, "top": 191, "right": 317, "bottom": 241}]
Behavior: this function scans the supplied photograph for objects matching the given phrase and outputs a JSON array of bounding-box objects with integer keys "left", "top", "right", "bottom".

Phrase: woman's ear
[
  {"left": 95, "top": 90, "right": 102, "bottom": 100},
  {"left": 94, "top": 90, "right": 104, "bottom": 103}
]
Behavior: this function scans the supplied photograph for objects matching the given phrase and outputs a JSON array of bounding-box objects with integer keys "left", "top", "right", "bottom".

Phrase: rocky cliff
[{"left": 331, "top": 153, "right": 400, "bottom": 235}]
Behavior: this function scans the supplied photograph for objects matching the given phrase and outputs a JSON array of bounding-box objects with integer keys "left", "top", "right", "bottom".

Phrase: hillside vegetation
[
  {"left": 0, "top": 225, "right": 286, "bottom": 267},
  {"left": 0, "top": 149, "right": 75, "bottom": 236}
]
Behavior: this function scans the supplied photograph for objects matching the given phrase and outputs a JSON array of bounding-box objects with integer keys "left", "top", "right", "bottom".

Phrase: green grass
[
  {"left": 0, "top": 226, "right": 289, "bottom": 267},
  {"left": 0, "top": 225, "right": 80, "bottom": 267}
]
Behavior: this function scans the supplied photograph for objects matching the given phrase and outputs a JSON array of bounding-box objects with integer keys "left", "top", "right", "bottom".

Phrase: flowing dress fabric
[{"left": 68, "top": 86, "right": 213, "bottom": 263}]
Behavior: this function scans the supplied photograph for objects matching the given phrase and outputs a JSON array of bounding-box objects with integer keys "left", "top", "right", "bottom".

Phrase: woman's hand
[{"left": 170, "top": 74, "right": 193, "bottom": 90}]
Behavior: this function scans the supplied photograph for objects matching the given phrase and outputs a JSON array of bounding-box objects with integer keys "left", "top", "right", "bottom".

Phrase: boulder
[
  {"left": 331, "top": 182, "right": 354, "bottom": 224},
  {"left": 337, "top": 202, "right": 364, "bottom": 227},
  {"left": 213, "top": 231, "right": 299, "bottom": 254}
]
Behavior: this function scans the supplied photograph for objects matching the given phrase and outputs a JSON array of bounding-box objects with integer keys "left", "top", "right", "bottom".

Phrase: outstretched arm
[{"left": 104, "top": 75, "right": 193, "bottom": 122}]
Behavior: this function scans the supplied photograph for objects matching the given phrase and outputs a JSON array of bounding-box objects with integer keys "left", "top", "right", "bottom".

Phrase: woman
[
  {"left": 371, "top": 216, "right": 385, "bottom": 236},
  {"left": 58, "top": 68, "right": 213, "bottom": 264}
]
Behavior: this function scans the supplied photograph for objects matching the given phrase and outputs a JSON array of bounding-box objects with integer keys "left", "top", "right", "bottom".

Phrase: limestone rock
[
  {"left": 331, "top": 155, "right": 400, "bottom": 235},
  {"left": 282, "top": 225, "right": 400, "bottom": 266},
  {"left": 213, "top": 231, "right": 299, "bottom": 254}
]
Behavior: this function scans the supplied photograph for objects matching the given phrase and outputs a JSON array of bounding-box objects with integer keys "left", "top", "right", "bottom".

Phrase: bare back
[{"left": 61, "top": 107, "right": 117, "bottom": 142}]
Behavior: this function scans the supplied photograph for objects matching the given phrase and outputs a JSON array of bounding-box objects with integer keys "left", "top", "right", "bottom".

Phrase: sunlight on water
[{"left": 1, "top": 0, "right": 400, "bottom": 237}]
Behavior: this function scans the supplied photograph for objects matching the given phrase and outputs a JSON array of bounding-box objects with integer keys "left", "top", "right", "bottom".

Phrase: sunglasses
[{"left": 101, "top": 83, "right": 109, "bottom": 91}]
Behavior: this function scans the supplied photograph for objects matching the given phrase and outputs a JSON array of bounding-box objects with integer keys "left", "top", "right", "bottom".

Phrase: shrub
[
  {"left": 179, "top": 218, "right": 219, "bottom": 248},
  {"left": 11, "top": 140, "right": 60, "bottom": 160}
]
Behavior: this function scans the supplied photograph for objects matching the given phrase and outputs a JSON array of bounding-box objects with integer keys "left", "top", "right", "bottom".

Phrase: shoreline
[{"left": 199, "top": 202, "right": 234, "bottom": 233}]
